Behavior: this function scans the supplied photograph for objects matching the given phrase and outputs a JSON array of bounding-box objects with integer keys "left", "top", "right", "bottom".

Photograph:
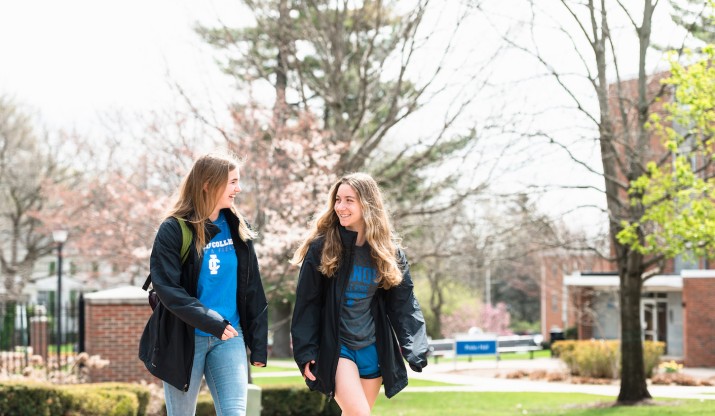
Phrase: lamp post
[{"left": 52, "top": 229, "right": 68, "bottom": 370}]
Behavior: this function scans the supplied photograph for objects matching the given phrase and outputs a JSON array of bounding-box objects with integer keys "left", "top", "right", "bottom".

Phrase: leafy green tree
[{"left": 618, "top": 46, "right": 715, "bottom": 260}]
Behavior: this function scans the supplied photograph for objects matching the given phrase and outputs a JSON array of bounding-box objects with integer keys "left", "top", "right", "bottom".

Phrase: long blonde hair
[
  {"left": 166, "top": 152, "right": 256, "bottom": 254},
  {"left": 292, "top": 172, "right": 402, "bottom": 289}
]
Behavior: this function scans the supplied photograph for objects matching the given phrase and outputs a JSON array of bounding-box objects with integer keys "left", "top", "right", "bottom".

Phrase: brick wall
[
  {"left": 682, "top": 276, "right": 715, "bottom": 367},
  {"left": 84, "top": 287, "right": 158, "bottom": 384}
]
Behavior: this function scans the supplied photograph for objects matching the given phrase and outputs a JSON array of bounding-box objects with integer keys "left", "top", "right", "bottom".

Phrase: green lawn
[
  {"left": 249, "top": 372, "right": 713, "bottom": 415},
  {"left": 251, "top": 365, "right": 295, "bottom": 374},
  {"left": 253, "top": 375, "right": 459, "bottom": 388},
  {"left": 372, "top": 392, "right": 713, "bottom": 415}
]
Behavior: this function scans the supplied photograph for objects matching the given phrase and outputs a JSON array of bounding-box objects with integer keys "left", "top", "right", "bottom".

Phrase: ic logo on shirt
[{"left": 209, "top": 254, "right": 220, "bottom": 275}]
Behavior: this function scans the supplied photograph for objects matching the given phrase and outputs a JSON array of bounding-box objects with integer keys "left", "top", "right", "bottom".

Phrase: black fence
[{"left": 0, "top": 296, "right": 84, "bottom": 377}]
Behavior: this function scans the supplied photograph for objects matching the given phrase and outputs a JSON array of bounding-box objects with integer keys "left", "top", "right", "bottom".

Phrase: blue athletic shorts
[{"left": 339, "top": 343, "right": 381, "bottom": 379}]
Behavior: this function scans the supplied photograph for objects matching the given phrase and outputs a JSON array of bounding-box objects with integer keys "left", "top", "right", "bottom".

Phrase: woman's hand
[
  {"left": 303, "top": 360, "right": 316, "bottom": 381},
  {"left": 221, "top": 324, "right": 239, "bottom": 340},
  {"left": 252, "top": 362, "right": 266, "bottom": 367}
]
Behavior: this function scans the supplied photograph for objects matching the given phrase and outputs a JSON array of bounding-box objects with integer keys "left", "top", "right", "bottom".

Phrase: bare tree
[
  {"left": 477, "top": 0, "right": 677, "bottom": 403},
  {"left": 0, "top": 96, "right": 78, "bottom": 301}
]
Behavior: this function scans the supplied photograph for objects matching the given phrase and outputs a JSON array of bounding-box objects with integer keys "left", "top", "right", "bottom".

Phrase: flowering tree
[
  {"left": 37, "top": 115, "right": 198, "bottom": 289},
  {"left": 224, "top": 106, "right": 347, "bottom": 297},
  {"left": 439, "top": 302, "right": 481, "bottom": 338},
  {"left": 479, "top": 302, "right": 511, "bottom": 335},
  {"left": 0, "top": 97, "right": 79, "bottom": 300},
  {"left": 194, "top": 0, "right": 490, "bottom": 356},
  {"left": 439, "top": 301, "right": 512, "bottom": 337},
  {"left": 210, "top": 104, "right": 346, "bottom": 356}
]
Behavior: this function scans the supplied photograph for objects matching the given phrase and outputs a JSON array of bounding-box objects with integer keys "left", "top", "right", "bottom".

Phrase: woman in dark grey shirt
[{"left": 291, "top": 172, "right": 429, "bottom": 415}]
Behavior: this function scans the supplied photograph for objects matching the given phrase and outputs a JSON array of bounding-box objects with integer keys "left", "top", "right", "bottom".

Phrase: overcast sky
[
  {"left": 0, "top": 1, "right": 693, "bottom": 235},
  {"left": 0, "top": 0, "right": 247, "bottom": 131},
  {"left": 0, "top": 1, "right": 685, "bottom": 129}
]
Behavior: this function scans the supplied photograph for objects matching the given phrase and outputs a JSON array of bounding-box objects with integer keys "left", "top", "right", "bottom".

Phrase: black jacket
[
  {"left": 291, "top": 226, "right": 429, "bottom": 399},
  {"left": 138, "top": 209, "right": 268, "bottom": 391}
]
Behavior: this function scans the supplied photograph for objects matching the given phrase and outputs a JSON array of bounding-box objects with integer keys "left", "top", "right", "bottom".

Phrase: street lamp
[{"left": 52, "top": 229, "right": 68, "bottom": 370}]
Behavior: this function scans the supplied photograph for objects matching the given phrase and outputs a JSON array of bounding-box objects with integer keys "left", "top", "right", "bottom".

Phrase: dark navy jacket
[
  {"left": 291, "top": 226, "right": 428, "bottom": 399},
  {"left": 139, "top": 209, "right": 268, "bottom": 391}
]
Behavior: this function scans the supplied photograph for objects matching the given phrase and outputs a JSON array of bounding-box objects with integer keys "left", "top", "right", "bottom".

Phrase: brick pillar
[
  {"left": 30, "top": 315, "right": 49, "bottom": 363},
  {"left": 83, "top": 286, "right": 157, "bottom": 384},
  {"left": 682, "top": 272, "right": 715, "bottom": 367}
]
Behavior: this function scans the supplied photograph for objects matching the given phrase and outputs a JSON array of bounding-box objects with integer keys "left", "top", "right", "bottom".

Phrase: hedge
[
  {"left": 184, "top": 384, "right": 342, "bottom": 416},
  {"left": 552, "top": 340, "right": 665, "bottom": 378},
  {"left": 0, "top": 382, "right": 149, "bottom": 416}
]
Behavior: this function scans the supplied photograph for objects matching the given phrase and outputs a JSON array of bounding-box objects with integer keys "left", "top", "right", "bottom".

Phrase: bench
[
  {"left": 427, "top": 338, "right": 454, "bottom": 363},
  {"left": 496, "top": 335, "right": 543, "bottom": 359},
  {"left": 427, "top": 335, "right": 543, "bottom": 363}
]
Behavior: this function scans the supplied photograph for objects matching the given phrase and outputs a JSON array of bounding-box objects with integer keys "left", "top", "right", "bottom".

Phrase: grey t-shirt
[{"left": 339, "top": 244, "right": 379, "bottom": 349}]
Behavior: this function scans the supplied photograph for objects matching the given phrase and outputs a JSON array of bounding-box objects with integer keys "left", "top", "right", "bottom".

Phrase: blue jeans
[{"left": 164, "top": 332, "right": 248, "bottom": 416}]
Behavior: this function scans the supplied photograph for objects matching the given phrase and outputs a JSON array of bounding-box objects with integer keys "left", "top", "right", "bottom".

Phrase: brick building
[{"left": 541, "top": 68, "right": 715, "bottom": 368}]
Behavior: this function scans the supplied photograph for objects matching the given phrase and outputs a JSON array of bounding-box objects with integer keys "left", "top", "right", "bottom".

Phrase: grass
[
  {"left": 252, "top": 375, "right": 460, "bottom": 388},
  {"left": 251, "top": 365, "right": 294, "bottom": 374},
  {"left": 372, "top": 392, "right": 714, "bottom": 415}
]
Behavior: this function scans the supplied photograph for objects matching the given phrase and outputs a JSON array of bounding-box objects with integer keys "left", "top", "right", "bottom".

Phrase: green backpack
[{"left": 142, "top": 218, "right": 192, "bottom": 310}]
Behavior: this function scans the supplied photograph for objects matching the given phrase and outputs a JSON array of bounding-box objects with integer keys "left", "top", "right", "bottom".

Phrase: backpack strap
[
  {"left": 142, "top": 217, "right": 193, "bottom": 291},
  {"left": 176, "top": 217, "right": 192, "bottom": 265}
]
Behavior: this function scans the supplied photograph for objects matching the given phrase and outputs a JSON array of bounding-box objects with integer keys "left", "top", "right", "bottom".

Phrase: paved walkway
[
  {"left": 261, "top": 358, "right": 715, "bottom": 401},
  {"left": 407, "top": 357, "right": 715, "bottom": 401}
]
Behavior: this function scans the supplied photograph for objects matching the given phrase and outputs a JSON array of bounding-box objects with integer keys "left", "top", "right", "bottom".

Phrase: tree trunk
[
  {"left": 617, "top": 250, "right": 651, "bottom": 402},
  {"left": 270, "top": 300, "right": 292, "bottom": 358},
  {"left": 429, "top": 271, "right": 444, "bottom": 338}
]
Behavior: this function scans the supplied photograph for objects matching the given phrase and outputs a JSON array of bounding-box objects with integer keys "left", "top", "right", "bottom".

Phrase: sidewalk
[
  {"left": 405, "top": 357, "right": 715, "bottom": 401},
  {"left": 260, "top": 357, "right": 715, "bottom": 400}
]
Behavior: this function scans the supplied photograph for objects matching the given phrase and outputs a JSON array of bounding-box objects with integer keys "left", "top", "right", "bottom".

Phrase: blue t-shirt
[
  {"left": 339, "top": 244, "right": 379, "bottom": 349},
  {"left": 195, "top": 212, "right": 239, "bottom": 337}
]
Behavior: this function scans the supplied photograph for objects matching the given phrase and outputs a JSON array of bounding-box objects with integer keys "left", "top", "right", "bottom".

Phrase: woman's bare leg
[
  {"left": 360, "top": 376, "right": 383, "bottom": 409},
  {"left": 334, "top": 358, "right": 371, "bottom": 416}
]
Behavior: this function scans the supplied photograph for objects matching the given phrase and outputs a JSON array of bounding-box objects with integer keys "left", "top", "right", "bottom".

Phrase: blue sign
[{"left": 455, "top": 339, "right": 497, "bottom": 355}]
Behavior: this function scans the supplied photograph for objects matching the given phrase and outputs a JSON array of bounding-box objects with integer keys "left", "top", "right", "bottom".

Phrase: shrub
[
  {"left": 572, "top": 340, "right": 618, "bottom": 379},
  {"left": 67, "top": 389, "right": 138, "bottom": 416},
  {"left": 84, "top": 383, "right": 151, "bottom": 416},
  {"left": 261, "top": 384, "right": 333, "bottom": 416},
  {"left": 554, "top": 340, "right": 665, "bottom": 379},
  {"left": 0, "top": 381, "right": 145, "bottom": 416},
  {"left": 159, "top": 392, "right": 214, "bottom": 416},
  {"left": 643, "top": 341, "right": 666, "bottom": 377},
  {"left": 0, "top": 382, "right": 71, "bottom": 416},
  {"left": 550, "top": 340, "right": 577, "bottom": 360}
]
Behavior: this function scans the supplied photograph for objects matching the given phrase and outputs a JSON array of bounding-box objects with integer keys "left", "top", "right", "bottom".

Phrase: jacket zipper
[
  {"left": 184, "top": 225, "right": 201, "bottom": 392},
  {"left": 243, "top": 242, "right": 249, "bottom": 326}
]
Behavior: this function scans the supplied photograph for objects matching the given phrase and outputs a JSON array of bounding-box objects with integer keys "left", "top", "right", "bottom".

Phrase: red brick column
[
  {"left": 30, "top": 315, "right": 49, "bottom": 362},
  {"left": 83, "top": 286, "right": 157, "bottom": 384},
  {"left": 682, "top": 274, "right": 715, "bottom": 367}
]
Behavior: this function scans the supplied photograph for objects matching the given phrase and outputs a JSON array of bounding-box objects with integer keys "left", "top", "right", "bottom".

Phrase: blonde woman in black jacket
[
  {"left": 139, "top": 152, "right": 268, "bottom": 416},
  {"left": 291, "top": 172, "right": 429, "bottom": 415}
]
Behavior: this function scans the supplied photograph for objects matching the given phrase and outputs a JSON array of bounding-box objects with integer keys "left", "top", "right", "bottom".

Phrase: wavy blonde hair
[
  {"left": 166, "top": 152, "right": 256, "bottom": 254},
  {"left": 292, "top": 172, "right": 402, "bottom": 289}
]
